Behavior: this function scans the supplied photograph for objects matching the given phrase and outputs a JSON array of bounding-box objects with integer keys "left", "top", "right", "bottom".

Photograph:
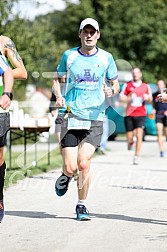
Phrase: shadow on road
[
  {"left": 90, "top": 213, "right": 167, "bottom": 226},
  {"left": 5, "top": 211, "right": 76, "bottom": 220},
  {"left": 5, "top": 211, "right": 57, "bottom": 219},
  {"left": 112, "top": 185, "right": 167, "bottom": 192},
  {"left": 5, "top": 211, "right": 167, "bottom": 225}
]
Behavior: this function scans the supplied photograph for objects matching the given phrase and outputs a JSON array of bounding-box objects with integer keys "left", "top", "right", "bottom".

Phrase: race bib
[
  {"left": 131, "top": 97, "right": 143, "bottom": 107},
  {"left": 67, "top": 117, "right": 91, "bottom": 130}
]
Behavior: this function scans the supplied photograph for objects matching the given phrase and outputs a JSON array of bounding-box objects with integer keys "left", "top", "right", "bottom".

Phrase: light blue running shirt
[{"left": 57, "top": 47, "right": 118, "bottom": 121}]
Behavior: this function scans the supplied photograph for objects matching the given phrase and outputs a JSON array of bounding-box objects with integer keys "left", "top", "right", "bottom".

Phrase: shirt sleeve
[
  {"left": 106, "top": 54, "right": 118, "bottom": 81},
  {"left": 56, "top": 52, "right": 68, "bottom": 77},
  {"left": 0, "top": 56, "right": 9, "bottom": 75},
  {"left": 119, "top": 83, "right": 128, "bottom": 96}
]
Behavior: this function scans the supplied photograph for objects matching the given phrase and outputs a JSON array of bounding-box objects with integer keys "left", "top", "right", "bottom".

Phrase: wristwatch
[{"left": 2, "top": 92, "right": 13, "bottom": 100}]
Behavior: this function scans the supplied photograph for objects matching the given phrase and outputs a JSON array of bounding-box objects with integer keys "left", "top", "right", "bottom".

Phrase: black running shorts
[
  {"left": 125, "top": 116, "right": 146, "bottom": 132},
  {"left": 156, "top": 114, "right": 167, "bottom": 127},
  {"left": 0, "top": 113, "right": 10, "bottom": 147},
  {"left": 60, "top": 119, "right": 103, "bottom": 148}
]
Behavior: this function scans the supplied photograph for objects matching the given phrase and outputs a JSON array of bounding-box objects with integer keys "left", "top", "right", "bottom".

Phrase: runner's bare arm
[
  {"left": 3, "top": 67, "right": 13, "bottom": 92},
  {"left": 52, "top": 73, "right": 65, "bottom": 107},
  {"left": 2, "top": 36, "right": 27, "bottom": 80},
  {"left": 111, "top": 79, "right": 120, "bottom": 95},
  {"left": 0, "top": 67, "right": 14, "bottom": 110}
]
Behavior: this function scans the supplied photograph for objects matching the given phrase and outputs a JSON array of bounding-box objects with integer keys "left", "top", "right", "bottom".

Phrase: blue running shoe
[
  {"left": 76, "top": 204, "right": 91, "bottom": 221},
  {"left": 160, "top": 151, "right": 164, "bottom": 157},
  {"left": 0, "top": 200, "right": 4, "bottom": 223},
  {"left": 55, "top": 173, "right": 72, "bottom": 197}
]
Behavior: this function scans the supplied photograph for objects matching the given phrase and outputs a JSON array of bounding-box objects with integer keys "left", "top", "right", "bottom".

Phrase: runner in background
[
  {"left": 0, "top": 56, "right": 14, "bottom": 223},
  {"left": 153, "top": 80, "right": 167, "bottom": 157},
  {"left": 0, "top": 35, "right": 27, "bottom": 223},
  {"left": 119, "top": 67, "right": 152, "bottom": 165}
]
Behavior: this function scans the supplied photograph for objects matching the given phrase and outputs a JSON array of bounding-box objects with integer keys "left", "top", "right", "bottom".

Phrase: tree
[
  {"left": 0, "top": 0, "right": 18, "bottom": 29},
  {"left": 53, "top": 0, "right": 167, "bottom": 83},
  {"left": 94, "top": 0, "right": 167, "bottom": 82},
  {"left": 2, "top": 0, "right": 167, "bottom": 94}
]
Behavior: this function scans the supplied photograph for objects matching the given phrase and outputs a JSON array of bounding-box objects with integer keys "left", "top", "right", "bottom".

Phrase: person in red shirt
[{"left": 120, "top": 67, "right": 152, "bottom": 165}]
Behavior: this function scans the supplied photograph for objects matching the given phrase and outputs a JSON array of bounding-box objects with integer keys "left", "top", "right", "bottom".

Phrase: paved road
[{"left": 0, "top": 138, "right": 167, "bottom": 252}]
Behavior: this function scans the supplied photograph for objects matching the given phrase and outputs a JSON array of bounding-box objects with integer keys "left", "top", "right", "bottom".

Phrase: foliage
[
  {"left": 59, "top": 0, "right": 167, "bottom": 83},
  {"left": 94, "top": 0, "right": 167, "bottom": 83},
  {"left": 1, "top": 0, "right": 167, "bottom": 95},
  {"left": 0, "top": 0, "right": 18, "bottom": 28}
]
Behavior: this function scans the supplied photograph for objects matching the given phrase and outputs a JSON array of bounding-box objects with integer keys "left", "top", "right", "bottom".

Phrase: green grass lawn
[{"left": 4, "top": 146, "right": 63, "bottom": 189}]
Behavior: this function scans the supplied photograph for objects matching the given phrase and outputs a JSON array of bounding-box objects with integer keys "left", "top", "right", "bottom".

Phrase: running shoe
[
  {"left": 76, "top": 204, "right": 91, "bottom": 221},
  {"left": 160, "top": 151, "right": 164, "bottom": 157},
  {"left": 133, "top": 156, "right": 139, "bottom": 165},
  {"left": 0, "top": 200, "right": 4, "bottom": 223},
  {"left": 55, "top": 173, "right": 72, "bottom": 197}
]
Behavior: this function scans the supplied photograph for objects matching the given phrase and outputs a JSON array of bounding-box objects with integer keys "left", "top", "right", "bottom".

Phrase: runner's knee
[{"left": 78, "top": 159, "right": 89, "bottom": 173}]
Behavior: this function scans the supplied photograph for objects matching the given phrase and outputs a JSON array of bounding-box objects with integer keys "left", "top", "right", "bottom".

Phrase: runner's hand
[
  {"left": 143, "top": 93, "right": 149, "bottom": 101},
  {"left": 103, "top": 83, "right": 114, "bottom": 97},
  {"left": 0, "top": 95, "right": 11, "bottom": 110},
  {"left": 157, "top": 93, "right": 167, "bottom": 103},
  {"left": 55, "top": 96, "right": 65, "bottom": 108}
]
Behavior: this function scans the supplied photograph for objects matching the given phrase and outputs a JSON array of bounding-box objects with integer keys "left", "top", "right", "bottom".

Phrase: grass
[{"left": 4, "top": 146, "right": 63, "bottom": 189}]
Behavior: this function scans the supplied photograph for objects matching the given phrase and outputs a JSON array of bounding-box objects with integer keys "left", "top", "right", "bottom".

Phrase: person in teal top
[
  {"left": 53, "top": 18, "right": 120, "bottom": 221},
  {"left": 57, "top": 46, "right": 118, "bottom": 121}
]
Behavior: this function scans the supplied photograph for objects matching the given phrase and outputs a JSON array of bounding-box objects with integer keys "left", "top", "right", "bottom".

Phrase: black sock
[
  {"left": 0, "top": 162, "right": 6, "bottom": 200},
  {"left": 57, "top": 173, "right": 72, "bottom": 186},
  {"left": 62, "top": 173, "right": 72, "bottom": 181}
]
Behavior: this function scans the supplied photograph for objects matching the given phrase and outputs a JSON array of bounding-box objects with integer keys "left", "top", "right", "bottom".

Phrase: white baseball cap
[{"left": 79, "top": 18, "right": 99, "bottom": 31}]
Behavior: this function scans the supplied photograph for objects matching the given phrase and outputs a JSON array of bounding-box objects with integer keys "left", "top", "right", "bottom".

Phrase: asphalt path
[{"left": 0, "top": 137, "right": 167, "bottom": 252}]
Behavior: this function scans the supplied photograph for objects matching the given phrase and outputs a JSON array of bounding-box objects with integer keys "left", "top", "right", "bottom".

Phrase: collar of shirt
[{"left": 132, "top": 80, "right": 142, "bottom": 87}]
